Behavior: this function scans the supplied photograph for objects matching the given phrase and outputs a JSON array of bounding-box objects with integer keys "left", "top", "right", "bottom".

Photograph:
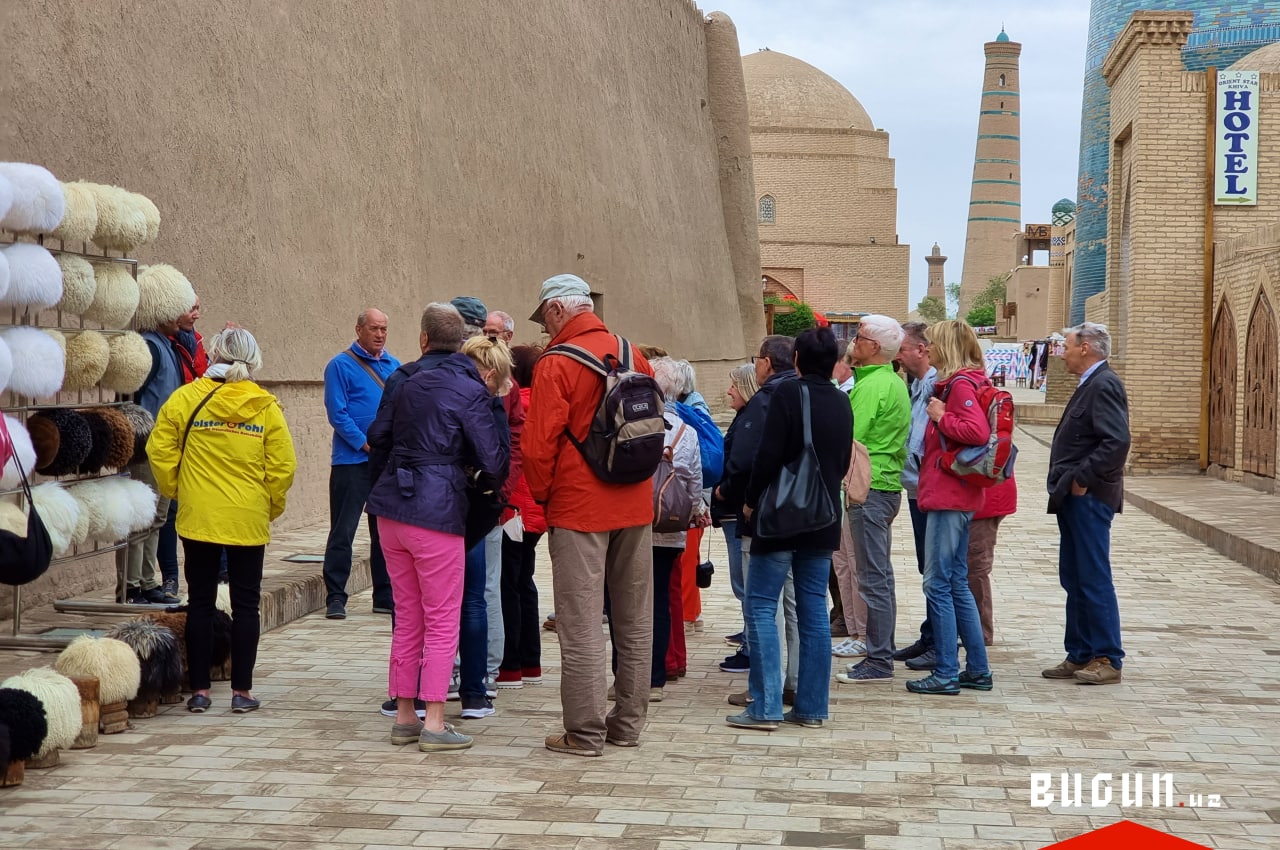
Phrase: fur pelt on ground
[
  {"left": 54, "top": 636, "right": 140, "bottom": 704},
  {"left": 0, "top": 163, "right": 65, "bottom": 234},
  {"left": 0, "top": 668, "right": 81, "bottom": 756},
  {"left": 0, "top": 688, "right": 47, "bottom": 762},
  {"left": 102, "top": 620, "right": 182, "bottom": 700},
  {"left": 146, "top": 607, "right": 233, "bottom": 687},
  {"left": 0, "top": 326, "right": 65, "bottom": 398}
]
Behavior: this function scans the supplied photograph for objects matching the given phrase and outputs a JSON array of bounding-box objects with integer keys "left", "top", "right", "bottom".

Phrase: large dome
[
  {"left": 741, "top": 50, "right": 875, "bottom": 132},
  {"left": 1229, "top": 41, "right": 1280, "bottom": 72}
]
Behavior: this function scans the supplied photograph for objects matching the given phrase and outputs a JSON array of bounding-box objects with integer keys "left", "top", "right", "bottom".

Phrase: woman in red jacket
[
  {"left": 496, "top": 345, "right": 548, "bottom": 689},
  {"left": 911, "top": 320, "right": 994, "bottom": 696}
]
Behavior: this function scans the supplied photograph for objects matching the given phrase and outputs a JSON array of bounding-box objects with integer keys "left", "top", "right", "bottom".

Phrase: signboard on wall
[{"left": 1215, "top": 71, "right": 1260, "bottom": 206}]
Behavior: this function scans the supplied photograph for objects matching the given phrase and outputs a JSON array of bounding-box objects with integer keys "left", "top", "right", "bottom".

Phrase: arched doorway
[
  {"left": 1208, "top": 302, "right": 1237, "bottom": 468},
  {"left": 1243, "top": 295, "right": 1277, "bottom": 478}
]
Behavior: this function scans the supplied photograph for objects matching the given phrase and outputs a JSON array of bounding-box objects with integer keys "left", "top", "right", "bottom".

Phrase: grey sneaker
[
  {"left": 419, "top": 723, "right": 473, "bottom": 752},
  {"left": 161, "top": 578, "right": 180, "bottom": 599},
  {"left": 725, "top": 711, "right": 778, "bottom": 731},
  {"left": 781, "top": 710, "right": 823, "bottom": 728},
  {"left": 391, "top": 720, "right": 424, "bottom": 745}
]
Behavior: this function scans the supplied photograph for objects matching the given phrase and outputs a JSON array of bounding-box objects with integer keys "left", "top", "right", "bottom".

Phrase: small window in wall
[
  {"left": 998, "top": 74, "right": 1005, "bottom": 87},
  {"left": 759, "top": 194, "right": 776, "bottom": 224}
]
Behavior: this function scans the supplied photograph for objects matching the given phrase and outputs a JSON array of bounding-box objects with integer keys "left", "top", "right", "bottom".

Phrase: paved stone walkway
[{"left": 1, "top": 436, "right": 1278, "bottom": 849}]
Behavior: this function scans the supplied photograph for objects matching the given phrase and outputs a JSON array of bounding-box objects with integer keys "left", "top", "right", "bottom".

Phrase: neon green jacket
[{"left": 849, "top": 363, "right": 910, "bottom": 493}]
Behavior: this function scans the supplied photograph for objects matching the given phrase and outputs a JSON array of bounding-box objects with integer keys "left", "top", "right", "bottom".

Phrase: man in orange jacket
[{"left": 523, "top": 274, "right": 656, "bottom": 756}]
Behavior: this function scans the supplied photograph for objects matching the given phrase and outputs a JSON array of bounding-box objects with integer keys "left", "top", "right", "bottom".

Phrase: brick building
[{"left": 740, "top": 49, "right": 910, "bottom": 320}]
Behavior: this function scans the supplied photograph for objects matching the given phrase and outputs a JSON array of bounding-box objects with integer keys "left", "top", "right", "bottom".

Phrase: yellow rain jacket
[{"left": 148, "top": 377, "right": 297, "bottom": 546}]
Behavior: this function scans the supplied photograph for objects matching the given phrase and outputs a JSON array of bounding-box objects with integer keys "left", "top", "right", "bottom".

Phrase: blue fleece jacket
[{"left": 323, "top": 343, "right": 401, "bottom": 466}]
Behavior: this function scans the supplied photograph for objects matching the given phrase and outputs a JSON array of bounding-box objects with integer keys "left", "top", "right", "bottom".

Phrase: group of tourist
[{"left": 141, "top": 270, "right": 1131, "bottom": 754}]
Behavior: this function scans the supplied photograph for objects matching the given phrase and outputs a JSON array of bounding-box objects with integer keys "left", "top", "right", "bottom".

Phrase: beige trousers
[
  {"left": 549, "top": 524, "right": 653, "bottom": 750},
  {"left": 831, "top": 507, "right": 867, "bottom": 637}
]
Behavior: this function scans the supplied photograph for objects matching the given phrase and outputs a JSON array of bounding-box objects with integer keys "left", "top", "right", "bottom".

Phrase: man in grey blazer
[{"left": 1043, "top": 322, "right": 1131, "bottom": 685}]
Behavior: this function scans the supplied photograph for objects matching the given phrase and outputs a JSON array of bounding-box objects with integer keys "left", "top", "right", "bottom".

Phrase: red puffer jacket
[
  {"left": 976, "top": 474, "right": 1017, "bottom": 520},
  {"left": 502, "top": 386, "right": 547, "bottom": 535},
  {"left": 918, "top": 368, "right": 992, "bottom": 514}
]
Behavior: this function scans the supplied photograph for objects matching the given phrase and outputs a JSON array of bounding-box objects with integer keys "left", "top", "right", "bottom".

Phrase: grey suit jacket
[{"left": 1047, "top": 362, "right": 1131, "bottom": 513}]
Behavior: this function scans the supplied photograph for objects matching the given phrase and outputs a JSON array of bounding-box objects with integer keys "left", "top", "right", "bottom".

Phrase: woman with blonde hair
[
  {"left": 149, "top": 327, "right": 297, "bottom": 714},
  {"left": 910, "top": 320, "right": 993, "bottom": 696}
]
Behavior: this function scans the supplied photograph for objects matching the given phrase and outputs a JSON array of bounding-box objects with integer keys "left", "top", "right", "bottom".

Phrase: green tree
[
  {"left": 945, "top": 282, "right": 961, "bottom": 319},
  {"left": 965, "top": 304, "right": 996, "bottom": 327},
  {"left": 915, "top": 295, "right": 946, "bottom": 324},
  {"left": 764, "top": 295, "right": 817, "bottom": 337},
  {"left": 970, "top": 272, "right": 1009, "bottom": 312}
]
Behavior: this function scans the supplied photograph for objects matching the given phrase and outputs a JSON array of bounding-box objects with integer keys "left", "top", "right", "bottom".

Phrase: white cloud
[{"left": 708, "top": 0, "right": 1090, "bottom": 308}]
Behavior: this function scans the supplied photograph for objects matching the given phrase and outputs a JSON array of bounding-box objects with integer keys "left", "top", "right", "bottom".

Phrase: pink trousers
[{"left": 379, "top": 517, "right": 464, "bottom": 702}]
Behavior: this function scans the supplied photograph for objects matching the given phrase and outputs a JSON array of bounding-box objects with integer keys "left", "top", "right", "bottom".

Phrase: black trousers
[
  {"left": 606, "top": 545, "right": 680, "bottom": 689},
  {"left": 499, "top": 531, "right": 543, "bottom": 672},
  {"left": 322, "top": 462, "right": 392, "bottom": 609},
  {"left": 184, "top": 538, "right": 264, "bottom": 692}
]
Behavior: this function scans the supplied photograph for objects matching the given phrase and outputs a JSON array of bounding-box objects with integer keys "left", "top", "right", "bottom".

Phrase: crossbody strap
[
  {"left": 543, "top": 343, "right": 609, "bottom": 376},
  {"left": 799, "top": 383, "right": 814, "bottom": 450},
  {"left": 342, "top": 349, "right": 386, "bottom": 390},
  {"left": 177, "top": 383, "right": 225, "bottom": 473}
]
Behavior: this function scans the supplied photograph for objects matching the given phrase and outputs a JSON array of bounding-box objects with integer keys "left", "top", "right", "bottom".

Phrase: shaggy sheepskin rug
[
  {"left": 82, "top": 263, "right": 139, "bottom": 329},
  {"left": 51, "top": 181, "right": 98, "bottom": 245},
  {"left": 30, "top": 482, "right": 80, "bottom": 557},
  {"left": 0, "top": 414, "right": 36, "bottom": 489},
  {"left": 30, "top": 409, "right": 92, "bottom": 476},
  {"left": 0, "top": 243, "right": 63, "bottom": 310},
  {"left": 0, "top": 326, "right": 64, "bottom": 398},
  {"left": 135, "top": 264, "right": 195, "bottom": 329},
  {"left": 0, "top": 688, "right": 48, "bottom": 762},
  {"left": 61, "top": 330, "right": 110, "bottom": 391},
  {"left": 0, "top": 162, "right": 65, "bottom": 234},
  {"left": 55, "top": 636, "right": 141, "bottom": 704},
  {"left": 54, "top": 254, "right": 96, "bottom": 316},
  {"left": 100, "top": 331, "right": 152, "bottom": 393},
  {"left": 0, "top": 668, "right": 81, "bottom": 757}
]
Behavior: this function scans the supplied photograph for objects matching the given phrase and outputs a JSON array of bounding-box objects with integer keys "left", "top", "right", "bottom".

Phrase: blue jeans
[
  {"left": 458, "top": 539, "right": 489, "bottom": 699},
  {"left": 722, "top": 521, "right": 746, "bottom": 605},
  {"left": 1057, "top": 494, "right": 1124, "bottom": 669},
  {"left": 743, "top": 549, "right": 831, "bottom": 722},
  {"left": 908, "top": 499, "right": 933, "bottom": 649},
  {"left": 922, "top": 510, "right": 988, "bottom": 681}
]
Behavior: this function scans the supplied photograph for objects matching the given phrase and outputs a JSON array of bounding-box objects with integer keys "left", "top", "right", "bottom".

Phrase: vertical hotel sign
[{"left": 1215, "top": 70, "right": 1260, "bottom": 205}]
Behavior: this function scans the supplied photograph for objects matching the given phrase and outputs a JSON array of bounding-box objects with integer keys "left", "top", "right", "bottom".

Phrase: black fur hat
[
  {"left": 0, "top": 720, "right": 9, "bottom": 768},
  {"left": 119, "top": 403, "right": 154, "bottom": 466},
  {"left": 0, "top": 688, "right": 48, "bottom": 762},
  {"left": 31, "top": 409, "right": 93, "bottom": 476},
  {"left": 76, "top": 409, "right": 115, "bottom": 474},
  {"left": 103, "top": 620, "right": 183, "bottom": 699}
]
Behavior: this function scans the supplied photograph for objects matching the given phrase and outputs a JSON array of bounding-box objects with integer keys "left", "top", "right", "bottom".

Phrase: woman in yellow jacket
[{"left": 149, "top": 327, "right": 297, "bottom": 714}]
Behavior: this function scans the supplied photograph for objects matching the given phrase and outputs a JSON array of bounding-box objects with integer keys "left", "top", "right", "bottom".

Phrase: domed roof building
[
  {"left": 1229, "top": 41, "right": 1280, "bottom": 72},
  {"left": 741, "top": 49, "right": 910, "bottom": 326}
]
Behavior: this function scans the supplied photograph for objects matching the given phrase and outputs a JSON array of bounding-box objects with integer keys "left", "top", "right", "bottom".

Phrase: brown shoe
[
  {"left": 1041, "top": 658, "right": 1087, "bottom": 679},
  {"left": 545, "top": 732, "right": 603, "bottom": 757},
  {"left": 1074, "top": 658, "right": 1122, "bottom": 685},
  {"left": 830, "top": 621, "right": 850, "bottom": 638},
  {"left": 606, "top": 737, "right": 640, "bottom": 748},
  {"left": 727, "top": 689, "right": 753, "bottom": 707}
]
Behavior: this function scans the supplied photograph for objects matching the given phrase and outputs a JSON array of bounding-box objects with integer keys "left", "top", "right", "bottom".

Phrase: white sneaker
[
  {"left": 446, "top": 673, "right": 461, "bottom": 701},
  {"left": 832, "top": 638, "right": 868, "bottom": 658}
]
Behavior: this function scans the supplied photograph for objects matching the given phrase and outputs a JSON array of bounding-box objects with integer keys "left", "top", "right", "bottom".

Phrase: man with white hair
[
  {"left": 1043, "top": 322, "right": 1130, "bottom": 685},
  {"left": 836, "top": 315, "right": 910, "bottom": 684},
  {"left": 484, "top": 311, "right": 516, "bottom": 342},
  {"left": 523, "top": 273, "right": 658, "bottom": 756}
]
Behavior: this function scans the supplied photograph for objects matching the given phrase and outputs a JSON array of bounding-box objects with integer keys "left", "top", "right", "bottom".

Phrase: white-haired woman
[{"left": 149, "top": 327, "right": 298, "bottom": 714}]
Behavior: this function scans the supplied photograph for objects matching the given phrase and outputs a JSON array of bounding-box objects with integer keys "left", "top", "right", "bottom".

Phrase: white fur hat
[
  {"left": 0, "top": 326, "right": 65, "bottom": 398},
  {"left": 82, "top": 262, "right": 139, "bottom": 328},
  {"left": 0, "top": 336, "right": 11, "bottom": 394},
  {"left": 135, "top": 264, "right": 195, "bottom": 329},
  {"left": 0, "top": 174, "right": 13, "bottom": 223},
  {"left": 54, "top": 254, "right": 96, "bottom": 315},
  {"left": 0, "top": 163, "right": 66, "bottom": 234},
  {"left": 0, "top": 243, "right": 64, "bottom": 310},
  {"left": 0, "top": 668, "right": 82, "bottom": 756},
  {"left": 0, "top": 500, "right": 25, "bottom": 536},
  {"left": 1, "top": 415, "right": 37, "bottom": 489},
  {"left": 122, "top": 479, "right": 158, "bottom": 532},
  {"left": 87, "top": 184, "right": 148, "bottom": 253},
  {"left": 133, "top": 192, "right": 161, "bottom": 245},
  {"left": 51, "top": 181, "right": 99, "bottom": 244},
  {"left": 30, "top": 482, "right": 81, "bottom": 557},
  {"left": 62, "top": 330, "right": 111, "bottom": 391},
  {"left": 100, "top": 331, "right": 152, "bottom": 394},
  {"left": 0, "top": 248, "right": 8, "bottom": 300},
  {"left": 70, "top": 477, "right": 157, "bottom": 543}
]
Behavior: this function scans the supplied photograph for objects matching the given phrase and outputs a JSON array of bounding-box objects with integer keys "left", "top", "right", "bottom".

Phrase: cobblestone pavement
[{"left": 1, "top": 435, "right": 1278, "bottom": 849}]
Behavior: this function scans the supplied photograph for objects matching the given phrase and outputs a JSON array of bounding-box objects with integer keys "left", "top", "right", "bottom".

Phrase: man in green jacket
[{"left": 836, "top": 314, "right": 911, "bottom": 684}]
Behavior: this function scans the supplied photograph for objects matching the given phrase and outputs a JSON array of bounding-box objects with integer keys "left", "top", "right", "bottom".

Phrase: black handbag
[
  {"left": 696, "top": 531, "right": 714, "bottom": 589},
  {"left": 754, "top": 383, "right": 837, "bottom": 541},
  {"left": 0, "top": 421, "right": 53, "bottom": 587}
]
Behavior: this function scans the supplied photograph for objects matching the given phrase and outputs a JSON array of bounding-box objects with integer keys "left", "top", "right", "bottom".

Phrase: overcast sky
[{"left": 708, "top": 0, "right": 1092, "bottom": 307}]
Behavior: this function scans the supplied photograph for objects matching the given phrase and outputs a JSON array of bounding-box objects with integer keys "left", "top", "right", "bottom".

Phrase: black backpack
[{"left": 544, "top": 337, "right": 666, "bottom": 485}]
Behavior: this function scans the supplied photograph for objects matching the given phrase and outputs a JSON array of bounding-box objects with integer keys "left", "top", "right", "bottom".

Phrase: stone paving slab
[{"left": 1, "top": 437, "right": 1279, "bottom": 848}]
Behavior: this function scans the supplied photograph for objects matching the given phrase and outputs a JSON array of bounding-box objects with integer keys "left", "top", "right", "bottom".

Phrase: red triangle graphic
[{"left": 1043, "top": 820, "right": 1212, "bottom": 849}]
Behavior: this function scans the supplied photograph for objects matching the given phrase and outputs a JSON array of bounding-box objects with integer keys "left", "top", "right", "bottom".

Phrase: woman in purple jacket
[{"left": 366, "top": 303, "right": 506, "bottom": 752}]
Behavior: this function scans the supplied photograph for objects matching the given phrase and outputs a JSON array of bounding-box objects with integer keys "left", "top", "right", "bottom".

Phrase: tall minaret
[
  {"left": 959, "top": 29, "right": 1021, "bottom": 318},
  {"left": 925, "top": 243, "right": 947, "bottom": 302}
]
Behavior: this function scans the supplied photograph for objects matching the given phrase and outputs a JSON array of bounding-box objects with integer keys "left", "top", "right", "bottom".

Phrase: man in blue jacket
[{"left": 322, "top": 308, "right": 401, "bottom": 620}]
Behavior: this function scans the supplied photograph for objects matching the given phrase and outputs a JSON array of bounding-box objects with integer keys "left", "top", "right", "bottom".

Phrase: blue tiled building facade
[{"left": 1071, "top": 2, "right": 1280, "bottom": 324}]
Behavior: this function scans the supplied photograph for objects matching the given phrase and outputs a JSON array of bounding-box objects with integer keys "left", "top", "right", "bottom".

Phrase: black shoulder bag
[{"left": 754, "top": 383, "right": 837, "bottom": 541}]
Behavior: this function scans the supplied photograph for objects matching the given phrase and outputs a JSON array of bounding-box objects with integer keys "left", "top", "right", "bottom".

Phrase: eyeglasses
[{"left": 853, "top": 334, "right": 878, "bottom": 346}]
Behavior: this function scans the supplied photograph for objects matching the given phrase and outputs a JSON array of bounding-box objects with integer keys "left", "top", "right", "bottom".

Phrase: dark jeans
[
  {"left": 322, "top": 462, "right": 392, "bottom": 609},
  {"left": 499, "top": 531, "right": 543, "bottom": 672},
  {"left": 1057, "top": 494, "right": 1124, "bottom": 669},
  {"left": 183, "top": 538, "right": 264, "bottom": 692},
  {"left": 458, "top": 538, "right": 488, "bottom": 699},
  {"left": 908, "top": 498, "right": 933, "bottom": 649},
  {"left": 607, "top": 546, "right": 680, "bottom": 689},
  {"left": 158, "top": 501, "right": 179, "bottom": 584}
]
